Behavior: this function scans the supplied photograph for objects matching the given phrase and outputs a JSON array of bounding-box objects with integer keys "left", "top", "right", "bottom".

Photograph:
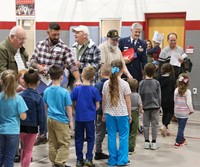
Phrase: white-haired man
[
  {"left": 119, "top": 22, "right": 147, "bottom": 81},
  {"left": 0, "top": 26, "right": 28, "bottom": 73},
  {"left": 72, "top": 25, "right": 101, "bottom": 84}
]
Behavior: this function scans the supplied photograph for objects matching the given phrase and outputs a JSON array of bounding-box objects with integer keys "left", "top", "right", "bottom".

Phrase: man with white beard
[{"left": 99, "top": 29, "right": 132, "bottom": 78}]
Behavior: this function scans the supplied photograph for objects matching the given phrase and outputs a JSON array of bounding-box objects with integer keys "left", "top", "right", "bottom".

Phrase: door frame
[
  {"left": 16, "top": 17, "right": 36, "bottom": 59},
  {"left": 144, "top": 12, "right": 186, "bottom": 48},
  {"left": 99, "top": 18, "right": 121, "bottom": 44}
]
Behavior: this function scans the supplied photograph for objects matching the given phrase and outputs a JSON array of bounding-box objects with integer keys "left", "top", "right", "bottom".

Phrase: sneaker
[
  {"left": 117, "top": 160, "right": 130, "bottom": 166},
  {"left": 128, "top": 148, "right": 135, "bottom": 155},
  {"left": 151, "top": 143, "right": 159, "bottom": 150},
  {"left": 182, "top": 138, "right": 188, "bottom": 145},
  {"left": 160, "top": 125, "right": 167, "bottom": 137},
  {"left": 174, "top": 143, "right": 183, "bottom": 148},
  {"left": 54, "top": 164, "right": 71, "bottom": 167},
  {"left": 34, "top": 136, "right": 48, "bottom": 146},
  {"left": 14, "top": 155, "right": 20, "bottom": 163},
  {"left": 166, "top": 129, "right": 170, "bottom": 136},
  {"left": 84, "top": 159, "right": 95, "bottom": 167},
  {"left": 76, "top": 160, "right": 84, "bottom": 167},
  {"left": 94, "top": 152, "right": 109, "bottom": 160},
  {"left": 144, "top": 142, "right": 150, "bottom": 149}
]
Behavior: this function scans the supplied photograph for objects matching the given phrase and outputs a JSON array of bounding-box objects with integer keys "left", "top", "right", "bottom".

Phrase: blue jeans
[
  {"left": 0, "top": 134, "right": 19, "bottom": 167},
  {"left": 106, "top": 114, "right": 129, "bottom": 166},
  {"left": 75, "top": 121, "right": 95, "bottom": 160},
  {"left": 176, "top": 118, "right": 188, "bottom": 144}
]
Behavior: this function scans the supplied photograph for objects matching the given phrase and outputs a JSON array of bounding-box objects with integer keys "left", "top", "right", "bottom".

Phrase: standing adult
[
  {"left": 72, "top": 25, "right": 101, "bottom": 84},
  {"left": 158, "top": 32, "right": 185, "bottom": 79},
  {"left": 119, "top": 22, "right": 147, "bottom": 81},
  {"left": 0, "top": 26, "right": 28, "bottom": 162},
  {"left": 30, "top": 22, "right": 81, "bottom": 145},
  {"left": 0, "top": 26, "right": 28, "bottom": 73},
  {"left": 99, "top": 29, "right": 132, "bottom": 79}
]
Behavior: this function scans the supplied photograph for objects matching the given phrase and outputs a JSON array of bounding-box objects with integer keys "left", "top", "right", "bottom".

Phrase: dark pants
[
  {"left": 0, "top": 134, "right": 19, "bottom": 167},
  {"left": 95, "top": 115, "right": 106, "bottom": 153},
  {"left": 162, "top": 106, "right": 174, "bottom": 128},
  {"left": 75, "top": 121, "right": 95, "bottom": 161}
]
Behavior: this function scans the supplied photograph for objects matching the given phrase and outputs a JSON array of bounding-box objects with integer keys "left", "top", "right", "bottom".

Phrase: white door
[
  {"left": 100, "top": 19, "right": 121, "bottom": 44},
  {"left": 16, "top": 18, "right": 35, "bottom": 60}
]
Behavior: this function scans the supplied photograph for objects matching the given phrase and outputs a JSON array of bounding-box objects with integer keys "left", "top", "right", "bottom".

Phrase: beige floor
[{"left": 15, "top": 112, "right": 200, "bottom": 167}]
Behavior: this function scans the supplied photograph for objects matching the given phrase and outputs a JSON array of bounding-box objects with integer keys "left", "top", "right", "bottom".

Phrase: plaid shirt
[
  {"left": 73, "top": 39, "right": 101, "bottom": 83},
  {"left": 30, "top": 38, "right": 78, "bottom": 72}
]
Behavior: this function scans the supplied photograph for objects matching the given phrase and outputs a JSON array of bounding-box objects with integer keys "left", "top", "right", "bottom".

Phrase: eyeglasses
[{"left": 14, "top": 35, "right": 27, "bottom": 41}]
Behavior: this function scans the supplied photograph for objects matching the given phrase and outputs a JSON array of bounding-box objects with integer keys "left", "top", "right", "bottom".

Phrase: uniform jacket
[{"left": 119, "top": 36, "right": 147, "bottom": 81}]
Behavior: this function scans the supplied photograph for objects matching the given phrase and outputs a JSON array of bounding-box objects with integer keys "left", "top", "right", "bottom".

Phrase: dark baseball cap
[{"left": 107, "top": 29, "right": 120, "bottom": 39}]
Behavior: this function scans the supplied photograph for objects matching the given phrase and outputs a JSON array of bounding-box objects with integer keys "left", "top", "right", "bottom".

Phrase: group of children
[{"left": 0, "top": 58, "right": 194, "bottom": 167}]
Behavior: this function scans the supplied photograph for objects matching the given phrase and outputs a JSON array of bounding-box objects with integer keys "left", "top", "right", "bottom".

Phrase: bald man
[{"left": 0, "top": 26, "right": 28, "bottom": 74}]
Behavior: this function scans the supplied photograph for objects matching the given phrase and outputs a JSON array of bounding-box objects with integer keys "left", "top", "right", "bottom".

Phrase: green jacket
[{"left": 0, "top": 37, "right": 28, "bottom": 73}]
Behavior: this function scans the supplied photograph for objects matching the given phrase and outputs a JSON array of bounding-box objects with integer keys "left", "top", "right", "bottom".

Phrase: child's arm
[
  {"left": 102, "top": 94, "right": 106, "bottom": 122},
  {"left": 20, "top": 112, "right": 27, "bottom": 120},
  {"left": 96, "top": 101, "right": 100, "bottom": 111},
  {"left": 139, "top": 103, "right": 143, "bottom": 114},
  {"left": 66, "top": 106, "right": 74, "bottom": 130},
  {"left": 125, "top": 94, "right": 132, "bottom": 123},
  {"left": 186, "top": 89, "right": 194, "bottom": 114}
]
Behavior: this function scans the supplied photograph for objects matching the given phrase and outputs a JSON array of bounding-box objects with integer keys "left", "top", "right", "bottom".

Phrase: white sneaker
[
  {"left": 151, "top": 142, "right": 159, "bottom": 150},
  {"left": 144, "top": 142, "right": 150, "bottom": 149}
]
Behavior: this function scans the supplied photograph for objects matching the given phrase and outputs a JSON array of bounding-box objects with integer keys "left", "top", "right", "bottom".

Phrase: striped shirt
[{"left": 174, "top": 88, "right": 193, "bottom": 118}]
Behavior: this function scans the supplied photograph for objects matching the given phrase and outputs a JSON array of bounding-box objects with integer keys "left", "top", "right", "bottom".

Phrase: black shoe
[
  {"left": 94, "top": 152, "right": 109, "bottom": 160},
  {"left": 34, "top": 136, "right": 48, "bottom": 146},
  {"left": 14, "top": 155, "right": 20, "bottom": 163}
]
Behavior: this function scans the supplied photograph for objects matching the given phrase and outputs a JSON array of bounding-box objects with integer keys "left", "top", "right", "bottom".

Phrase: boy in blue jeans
[
  {"left": 43, "top": 65, "right": 73, "bottom": 167},
  {"left": 71, "top": 66, "right": 101, "bottom": 167}
]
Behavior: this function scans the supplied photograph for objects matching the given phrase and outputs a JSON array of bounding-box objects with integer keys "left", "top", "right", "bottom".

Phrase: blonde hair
[
  {"left": 109, "top": 59, "right": 123, "bottom": 107},
  {"left": 177, "top": 73, "right": 189, "bottom": 96},
  {"left": 18, "top": 69, "right": 27, "bottom": 81},
  {"left": 127, "top": 78, "right": 138, "bottom": 92},
  {"left": 1, "top": 70, "right": 17, "bottom": 99},
  {"left": 82, "top": 66, "right": 96, "bottom": 81},
  {"left": 100, "top": 64, "right": 111, "bottom": 77}
]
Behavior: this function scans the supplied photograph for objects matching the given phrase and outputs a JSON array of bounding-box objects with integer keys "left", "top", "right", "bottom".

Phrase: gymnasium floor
[{"left": 15, "top": 112, "right": 200, "bottom": 167}]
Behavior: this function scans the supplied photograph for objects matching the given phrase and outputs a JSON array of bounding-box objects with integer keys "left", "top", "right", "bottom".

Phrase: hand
[
  {"left": 178, "top": 58, "right": 184, "bottom": 64},
  {"left": 16, "top": 85, "right": 25, "bottom": 92},
  {"left": 37, "top": 64, "right": 46, "bottom": 73},
  {"left": 75, "top": 80, "right": 82, "bottom": 86},
  {"left": 102, "top": 114, "right": 106, "bottom": 122},
  {"left": 76, "top": 61, "right": 81, "bottom": 68},
  {"left": 189, "top": 111, "right": 194, "bottom": 115},
  {"left": 129, "top": 115, "right": 132, "bottom": 124},
  {"left": 124, "top": 57, "right": 131, "bottom": 64},
  {"left": 69, "top": 120, "right": 74, "bottom": 130}
]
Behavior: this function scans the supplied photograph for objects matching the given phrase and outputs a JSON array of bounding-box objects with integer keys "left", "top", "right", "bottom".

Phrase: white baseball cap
[{"left": 72, "top": 25, "right": 89, "bottom": 35}]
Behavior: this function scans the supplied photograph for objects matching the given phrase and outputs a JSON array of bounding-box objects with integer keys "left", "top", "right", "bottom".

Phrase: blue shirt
[
  {"left": 70, "top": 85, "right": 101, "bottom": 121},
  {"left": 0, "top": 93, "right": 28, "bottom": 134},
  {"left": 43, "top": 86, "right": 72, "bottom": 124}
]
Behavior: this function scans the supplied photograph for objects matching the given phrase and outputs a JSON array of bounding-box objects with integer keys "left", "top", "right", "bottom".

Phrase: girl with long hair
[{"left": 102, "top": 59, "right": 131, "bottom": 166}]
